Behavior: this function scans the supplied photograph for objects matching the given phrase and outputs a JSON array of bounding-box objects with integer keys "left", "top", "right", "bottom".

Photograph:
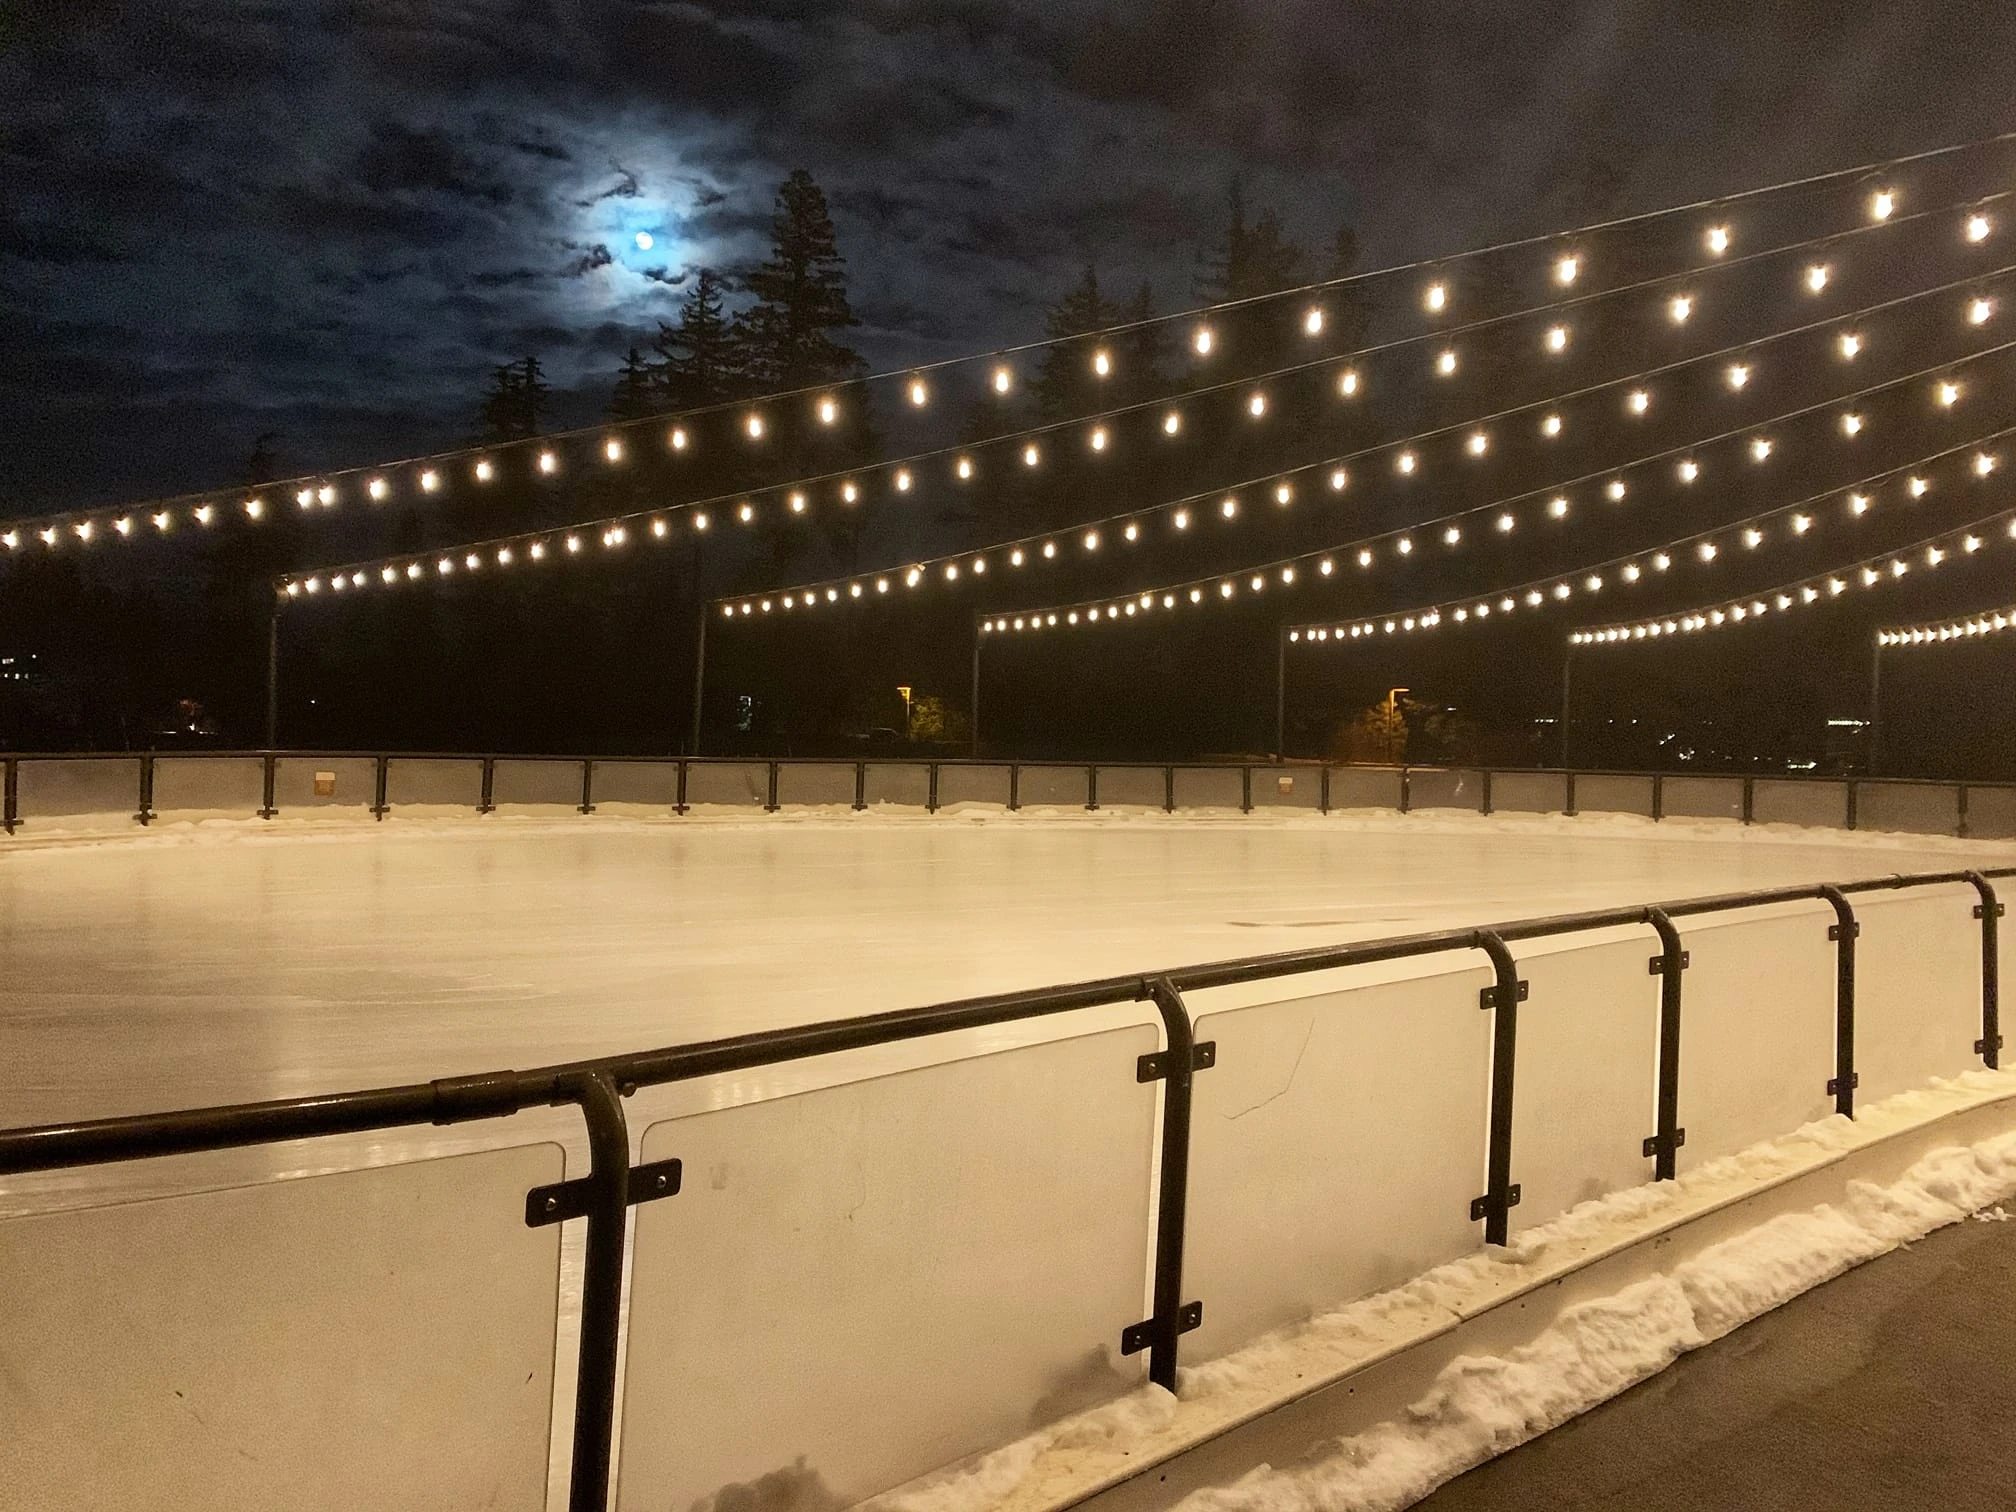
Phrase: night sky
[{"left": 7, "top": 2, "right": 2016, "bottom": 512}]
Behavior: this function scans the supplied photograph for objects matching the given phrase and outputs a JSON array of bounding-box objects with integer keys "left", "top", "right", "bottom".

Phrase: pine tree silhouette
[
  {"left": 737, "top": 170, "right": 866, "bottom": 391},
  {"left": 652, "top": 268, "right": 743, "bottom": 408}
]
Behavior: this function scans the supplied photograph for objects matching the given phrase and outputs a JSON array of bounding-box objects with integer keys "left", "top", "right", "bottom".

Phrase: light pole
[
  {"left": 897, "top": 684, "right": 913, "bottom": 739},
  {"left": 1386, "top": 685, "right": 1408, "bottom": 765}
]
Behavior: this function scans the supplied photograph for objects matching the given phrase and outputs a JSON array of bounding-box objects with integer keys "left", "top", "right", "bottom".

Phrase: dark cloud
[{"left": 3, "top": 0, "right": 2016, "bottom": 508}]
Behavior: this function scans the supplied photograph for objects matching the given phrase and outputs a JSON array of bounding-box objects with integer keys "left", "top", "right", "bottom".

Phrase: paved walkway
[{"left": 1414, "top": 1209, "right": 2016, "bottom": 1510}]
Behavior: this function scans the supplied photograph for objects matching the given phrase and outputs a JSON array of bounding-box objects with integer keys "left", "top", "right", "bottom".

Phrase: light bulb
[
  {"left": 367, "top": 477, "right": 389, "bottom": 500},
  {"left": 1743, "top": 528, "right": 1763, "bottom": 548},
  {"left": 818, "top": 397, "right": 839, "bottom": 425},
  {"left": 1541, "top": 413, "right": 1562, "bottom": 437},
  {"left": 1089, "top": 426, "right": 1108, "bottom": 452},
  {"left": 1548, "top": 496, "right": 1569, "bottom": 518},
  {"left": 956, "top": 456, "right": 974, "bottom": 480},
  {"left": 1805, "top": 263, "right": 1829, "bottom": 293},
  {"left": 1220, "top": 496, "right": 1238, "bottom": 518},
  {"left": 1678, "top": 460, "right": 1700, "bottom": 483},
  {"left": 669, "top": 427, "right": 688, "bottom": 452},
  {"left": 243, "top": 498, "right": 263, "bottom": 519},
  {"left": 1435, "top": 349, "right": 1457, "bottom": 376},
  {"left": 1022, "top": 444, "right": 1040, "bottom": 467},
  {"left": 1329, "top": 468, "right": 1348, "bottom": 491},
  {"left": 538, "top": 450, "right": 557, "bottom": 473},
  {"left": 1545, "top": 325, "right": 1568, "bottom": 353},
  {"left": 1976, "top": 451, "right": 1998, "bottom": 476},
  {"left": 1163, "top": 410, "right": 1181, "bottom": 435},
  {"left": 894, "top": 469, "right": 912, "bottom": 492},
  {"left": 1627, "top": 389, "right": 1649, "bottom": 414},
  {"left": 1497, "top": 512, "right": 1515, "bottom": 532},
  {"left": 1726, "top": 363, "right": 1749, "bottom": 389},
  {"left": 1606, "top": 479, "right": 1627, "bottom": 501},
  {"left": 1467, "top": 431, "right": 1488, "bottom": 456},
  {"left": 1870, "top": 189, "right": 1895, "bottom": 221},
  {"left": 1396, "top": 451, "right": 1417, "bottom": 475},
  {"left": 1193, "top": 325, "right": 1214, "bottom": 355},
  {"left": 1842, "top": 412, "right": 1863, "bottom": 436},
  {"left": 1555, "top": 253, "right": 1580, "bottom": 285},
  {"left": 992, "top": 365, "right": 1013, "bottom": 394},
  {"left": 1396, "top": 537, "right": 1413, "bottom": 555},
  {"left": 1750, "top": 437, "right": 1773, "bottom": 461},
  {"left": 1173, "top": 509, "right": 1189, "bottom": 529},
  {"left": 1791, "top": 513, "right": 1812, "bottom": 533},
  {"left": 1424, "top": 282, "right": 1447, "bottom": 312},
  {"left": 745, "top": 414, "right": 765, "bottom": 440},
  {"left": 1338, "top": 368, "right": 1360, "bottom": 396},
  {"left": 1849, "top": 492, "right": 1871, "bottom": 515},
  {"left": 1699, "top": 542, "right": 1718, "bottom": 561},
  {"left": 1248, "top": 391, "right": 1267, "bottom": 417},
  {"left": 1967, "top": 213, "right": 1992, "bottom": 243},
  {"left": 1838, "top": 332, "right": 1861, "bottom": 359},
  {"left": 788, "top": 492, "right": 807, "bottom": 513},
  {"left": 1442, "top": 526, "right": 1461, "bottom": 545},
  {"left": 1938, "top": 381, "right": 1961, "bottom": 407},
  {"left": 738, "top": 502, "right": 754, "bottom": 522},
  {"left": 1668, "top": 294, "right": 1692, "bottom": 323},
  {"left": 1092, "top": 348, "right": 1111, "bottom": 377},
  {"left": 1274, "top": 481, "right": 1293, "bottom": 505},
  {"left": 840, "top": 482, "right": 858, "bottom": 504},
  {"left": 1303, "top": 306, "right": 1324, "bottom": 335},
  {"left": 1706, "top": 224, "right": 1730, "bottom": 255},
  {"left": 1969, "top": 297, "right": 1994, "bottom": 325},
  {"left": 907, "top": 378, "right": 928, "bottom": 406},
  {"left": 604, "top": 439, "right": 623, "bottom": 463}
]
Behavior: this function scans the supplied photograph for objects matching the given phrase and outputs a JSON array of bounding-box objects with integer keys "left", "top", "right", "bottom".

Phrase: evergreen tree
[
  {"left": 608, "top": 347, "right": 657, "bottom": 421},
  {"left": 1199, "top": 180, "right": 1307, "bottom": 302},
  {"left": 477, "top": 356, "right": 547, "bottom": 442},
  {"left": 736, "top": 171, "right": 866, "bottom": 391},
  {"left": 652, "top": 268, "right": 742, "bottom": 409},
  {"left": 1033, "top": 266, "right": 1113, "bottom": 421},
  {"left": 1324, "top": 225, "right": 1374, "bottom": 350}
]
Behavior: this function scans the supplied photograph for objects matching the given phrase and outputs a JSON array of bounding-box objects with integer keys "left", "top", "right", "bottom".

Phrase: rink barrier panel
[
  {"left": 4, "top": 863, "right": 2011, "bottom": 1512},
  {"left": 2, "top": 751, "right": 2013, "bottom": 837}
]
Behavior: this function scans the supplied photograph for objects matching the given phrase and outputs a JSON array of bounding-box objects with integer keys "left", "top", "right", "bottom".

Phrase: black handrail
[{"left": 2, "top": 862, "right": 2011, "bottom": 1512}]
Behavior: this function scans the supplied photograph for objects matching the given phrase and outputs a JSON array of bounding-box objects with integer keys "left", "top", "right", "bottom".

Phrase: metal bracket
[
  {"left": 1479, "top": 980, "right": 1530, "bottom": 1011},
  {"left": 1978, "top": 1035, "right": 2006, "bottom": 1055},
  {"left": 1976, "top": 903, "right": 2007, "bottom": 920},
  {"left": 1137, "top": 1042, "right": 1217, "bottom": 1082},
  {"left": 1826, "top": 1073, "right": 1861, "bottom": 1097},
  {"left": 1648, "top": 951, "right": 1691, "bottom": 975},
  {"left": 1120, "top": 1300, "right": 1202, "bottom": 1356},
  {"left": 1828, "top": 922, "right": 1861, "bottom": 941},
  {"left": 1642, "top": 1129, "right": 1688, "bottom": 1159},
  {"left": 525, "top": 1156, "right": 682, "bottom": 1228},
  {"left": 1470, "top": 1184, "right": 1521, "bottom": 1221}
]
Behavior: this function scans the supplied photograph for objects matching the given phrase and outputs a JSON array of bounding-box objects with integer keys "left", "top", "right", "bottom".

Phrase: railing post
[
  {"left": 1399, "top": 766, "right": 1412, "bottom": 814},
  {"left": 562, "top": 1070, "right": 631, "bottom": 1512},
  {"left": 1644, "top": 908, "right": 1688, "bottom": 1180},
  {"left": 1240, "top": 765, "right": 1252, "bottom": 813},
  {"left": 1319, "top": 764, "right": 1331, "bottom": 814},
  {"left": 1164, "top": 765, "right": 1175, "bottom": 813},
  {"left": 1958, "top": 783, "right": 1971, "bottom": 838},
  {"left": 1473, "top": 931, "right": 1526, "bottom": 1245},
  {"left": 1820, "top": 885, "right": 1859, "bottom": 1116},
  {"left": 926, "top": 762, "right": 939, "bottom": 814},
  {"left": 1481, "top": 768, "right": 1494, "bottom": 816},
  {"left": 1650, "top": 772, "right": 1664, "bottom": 823},
  {"left": 372, "top": 755, "right": 389, "bottom": 820},
  {"left": 1846, "top": 779, "right": 1859, "bottom": 830},
  {"left": 1087, "top": 765, "right": 1099, "bottom": 812},
  {"left": 1129, "top": 977, "right": 1205, "bottom": 1391},
  {"left": 478, "top": 757, "right": 496, "bottom": 815},
  {"left": 765, "top": 761, "right": 779, "bottom": 813},
  {"left": 259, "top": 753, "right": 278, "bottom": 820},
  {"left": 579, "top": 759, "right": 596, "bottom": 815},
  {"left": 1008, "top": 763, "right": 1021, "bottom": 811},
  {"left": 1564, "top": 770, "right": 1578, "bottom": 817},
  {"left": 853, "top": 761, "right": 867, "bottom": 811},
  {"left": 1966, "top": 872, "right": 2004, "bottom": 1069},
  {"left": 2, "top": 756, "right": 16, "bottom": 834},
  {"left": 675, "top": 759, "right": 689, "bottom": 815},
  {"left": 136, "top": 753, "right": 155, "bottom": 826},
  {"left": 1740, "top": 776, "right": 1755, "bottom": 825}
]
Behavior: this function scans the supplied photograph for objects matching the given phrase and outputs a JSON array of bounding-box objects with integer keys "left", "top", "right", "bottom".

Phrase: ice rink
[{"left": 5, "top": 806, "right": 2012, "bottom": 1132}]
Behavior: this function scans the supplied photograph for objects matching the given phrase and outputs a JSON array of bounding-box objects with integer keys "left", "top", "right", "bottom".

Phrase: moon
[{"left": 634, "top": 230, "right": 654, "bottom": 252}]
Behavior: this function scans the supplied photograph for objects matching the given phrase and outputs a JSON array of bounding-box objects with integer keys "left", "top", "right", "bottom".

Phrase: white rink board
[
  {"left": 1184, "top": 960, "right": 1493, "bottom": 1361},
  {"left": 0, "top": 1144, "right": 565, "bottom": 1512},
  {"left": 618, "top": 1027, "right": 1158, "bottom": 1512},
  {"left": 1854, "top": 885, "right": 1985, "bottom": 1102}
]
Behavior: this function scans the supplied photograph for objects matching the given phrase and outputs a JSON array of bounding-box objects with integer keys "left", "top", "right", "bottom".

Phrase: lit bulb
[
  {"left": 1274, "top": 482, "right": 1293, "bottom": 505},
  {"left": 1627, "top": 389, "right": 1649, "bottom": 414},
  {"left": 1042, "top": 541, "right": 1057, "bottom": 558},
  {"left": 1792, "top": 513, "right": 1812, "bottom": 533},
  {"left": 1396, "top": 537, "right": 1413, "bottom": 555},
  {"left": 1173, "top": 509, "right": 1189, "bottom": 529},
  {"left": 1743, "top": 528, "right": 1764, "bottom": 548},
  {"left": 1938, "top": 381, "right": 1961, "bottom": 407},
  {"left": 1467, "top": 431, "right": 1488, "bottom": 456},
  {"left": 1303, "top": 306, "right": 1324, "bottom": 335},
  {"left": 1544, "top": 325, "right": 1568, "bottom": 353},
  {"left": 1022, "top": 444, "right": 1040, "bottom": 467},
  {"left": 1699, "top": 542, "right": 1719, "bottom": 561},
  {"left": 317, "top": 485, "right": 335, "bottom": 506},
  {"left": 1836, "top": 332, "right": 1861, "bottom": 361},
  {"left": 1706, "top": 224, "right": 1730, "bottom": 255},
  {"left": 1726, "top": 363, "right": 1750, "bottom": 390},
  {"left": 1805, "top": 264, "right": 1829, "bottom": 293},
  {"left": 1669, "top": 294, "right": 1693, "bottom": 323},
  {"left": 1248, "top": 391, "right": 1267, "bottom": 417},
  {"left": 1555, "top": 253, "right": 1580, "bottom": 285},
  {"left": 1969, "top": 297, "right": 1994, "bottom": 325},
  {"left": 1870, "top": 189, "right": 1895, "bottom": 221},
  {"left": 1548, "top": 496, "right": 1569, "bottom": 518},
  {"left": 243, "top": 498, "right": 263, "bottom": 519},
  {"left": 1750, "top": 437, "right": 1773, "bottom": 461},
  {"left": 1357, "top": 549, "right": 1373, "bottom": 566},
  {"left": 1849, "top": 492, "right": 1871, "bottom": 515},
  {"left": 1497, "top": 512, "right": 1515, "bottom": 532},
  {"left": 565, "top": 536, "right": 581, "bottom": 553},
  {"left": 907, "top": 378, "right": 928, "bottom": 406},
  {"left": 367, "top": 477, "right": 389, "bottom": 500},
  {"left": 1678, "top": 459, "right": 1700, "bottom": 483},
  {"left": 992, "top": 365, "right": 1012, "bottom": 394},
  {"left": 1841, "top": 412, "right": 1863, "bottom": 436},
  {"left": 538, "top": 451, "right": 558, "bottom": 473},
  {"left": 1337, "top": 368, "right": 1360, "bottom": 397},
  {"left": 818, "top": 397, "right": 838, "bottom": 425},
  {"left": 840, "top": 482, "right": 859, "bottom": 504},
  {"left": 1090, "top": 348, "right": 1112, "bottom": 378},
  {"left": 1653, "top": 553, "right": 1671, "bottom": 570},
  {"left": 669, "top": 427, "right": 689, "bottom": 452},
  {"left": 692, "top": 512, "right": 708, "bottom": 530},
  {"left": 1541, "top": 413, "right": 1562, "bottom": 437},
  {"left": 1089, "top": 426, "right": 1108, "bottom": 452},
  {"left": 601, "top": 438, "right": 623, "bottom": 464},
  {"left": 788, "top": 492, "right": 807, "bottom": 514},
  {"left": 738, "top": 502, "right": 754, "bottom": 522},
  {"left": 1163, "top": 410, "right": 1181, "bottom": 435},
  {"left": 1010, "top": 548, "right": 1025, "bottom": 565},
  {"left": 1442, "top": 525, "right": 1461, "bottom": 545},
  {"left": 1193, "top": 325, "right": 1214, "bottom": 355},
  {"left": 1396, "top": 451, "right": 1417, "bottom": 475},
  {"left": 1606, "top": 479, "right": 1627, "bottom": 502},
  {"left": 1083, "top": 530, "right": 1100, "bottom": 551},
  {"left": 1976, "top": 451, "right": 1998, "bottom": 476},
  {"left": 1328, "top": 468, "right": 1348, "bottom": 491},
  {"left": 1435, "top": 349, "right": 1457, "bottom": 377},
  {"left": 955, "top": 456, "right": 974, "bottom": 480},
  {"left": 1967, "top": 213, "right": 1992, "bottom": 243},
  {"left": 1424, "top": 282, "right": 1447, "bottom": 312},
  {"left": 1220, "top": 497, "right": 1238, "bottom": 519},
  {"left": 894, "top": 469, "right": 913, "bottom": 492},
  {"left": 1123, "top": 522, "right": 1138, "bottom": 541}
]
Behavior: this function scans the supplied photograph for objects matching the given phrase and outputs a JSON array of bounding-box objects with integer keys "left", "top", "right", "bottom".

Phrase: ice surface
[{"left": 0, "top": 807, "right": 2007, "bottom": 1137}]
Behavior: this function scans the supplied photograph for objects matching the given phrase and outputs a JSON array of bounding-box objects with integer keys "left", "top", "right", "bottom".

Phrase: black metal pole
[
  {"left": 564, "top": 1070, "right": 630, "bottom": 1512},
  {"left": 1143, "top": 977, "right": 1198, "bottom": 1390},
  {"left": 1645, "top": 907, "right": 1687, "bottom": 1181},
  {"left": 689, "top": 603, "right": 709, "bottom": 758},
  {"left": 1867, "top": 638, "right": 1883, "bottom": 776},
  {"left": 265, "top": 604, "right": 281, "bottom": 750},
  {"left": 1821, "top": 885, "right": 1859, "bottom": 1117},
  {"left": 1559, "top": 642, "right": 1575, "bottom": 769},
  {"left": 1274, "top": 628, "right": 1287, "bottom": 762},
  {"left": 971, "top": 631, "right": 982, "bottom": 757},
  {"left": 1474, "top": 931, "right": 1524, "bottom": 1245},
  {"left": 1966, "top": 872, "right": 2003, "bottom": 1069}
]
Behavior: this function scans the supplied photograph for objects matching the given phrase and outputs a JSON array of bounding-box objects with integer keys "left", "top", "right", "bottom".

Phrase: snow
[{"left": 859, "top": 1074, "right": 2016, "bottom": 1512}]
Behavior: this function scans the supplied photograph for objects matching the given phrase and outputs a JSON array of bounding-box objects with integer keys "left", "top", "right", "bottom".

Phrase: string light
[
  {"left": 1970, "top": 296, "right": 1995, "bottom": 325},
  {"left": 1968, "top": 213, "right": 1994, "bottom": 243},
  {"left": 1545, "top": 325, "right": 1569, "bottom": 353},
  {"left": 907, "top": 378, "right": 929, "bottom": 407},
  {"left": 1163, "top": 410, "right": 1182, "bottom": 435},
  {"left": 1435, "top": 349, "right": 1458, "bottom": 376},
  {"left": 1424, "top": 282, "right": 1448, "bottom": 313},
  {"left": 1248, "top": 392, "right": 1268, "bottom": 417},
  {"left": 1839, "top": 331, "right": 1862, "bottom": 359},
  {"left": 1726, "top": 363, "right": 1750, "bottom": 389},
  {"left": 670, "top": 427, "right": 689, "bottom": 451},
  {"left": 1304, "top": 307, "right": 1325, "bottom": 335},
  {"left": 1939, "top": 380, "right": 1963, "bottom": 407},
  {"left": 1193, "top": 325, "right": 1214, "bottom": 356},
  {"left": 1555, "top": 254, "right": 1581, "bottom": 285},
  {"left": 1871, "top": 189, "right": 1896, "bottom": 221},
  {"left": 1879, "top": 602, "right": 2016, "bottom": 646},
  {"left": 1842, "top": 412, "right": 1864, "bottom": 436},
  {"left": 1541, "top": 413, "right": 1563, "bottom": 437},
  {"left": 537, "top": 451, "right": 558, "bottom": 474},
  {"left": 1338, "top": 368, "right": 1360, "bottom": 396},
  {"left": 1669, "top": 294, "right": 1694, "bottom": 323},
  {"left": 818, "top": 397, "right": 839, "bottom": 425},
  {"left": 1627, "top": 389, "right": 1650, "bottom": 414},
  {"left": 1806, "top": 263, "right": 1831, "bottom": 293},
  {"left": 1706, "top": 225, "right": 1731, "bottom": 255},
  {"left": 992, "top": 365, "right": 1013, "bottom": 394},
  {"left": 745, "top": 414, "right": 766, "bottom": 440}
]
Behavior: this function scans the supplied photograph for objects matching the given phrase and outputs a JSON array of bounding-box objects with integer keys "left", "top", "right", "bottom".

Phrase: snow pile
[{"left": 1171, "top": 1126, "right": 2016, "bottom": 1512}]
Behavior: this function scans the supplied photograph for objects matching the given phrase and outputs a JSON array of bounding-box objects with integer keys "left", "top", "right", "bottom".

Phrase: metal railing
[
  {"left": 1, "top": 862, "right": 2010, "bottom": 1510},
  {"left": 1, "top": 748, "right": 2011, "bottom": 837}
]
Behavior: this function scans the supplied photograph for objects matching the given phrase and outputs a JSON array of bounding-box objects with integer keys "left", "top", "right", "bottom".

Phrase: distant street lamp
[
  {"left": 1386, "top": 686, "right": 1409, "bottom": 764},
  {"left": 897, "top": 684, "right": 913, "bottom": 738}
]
